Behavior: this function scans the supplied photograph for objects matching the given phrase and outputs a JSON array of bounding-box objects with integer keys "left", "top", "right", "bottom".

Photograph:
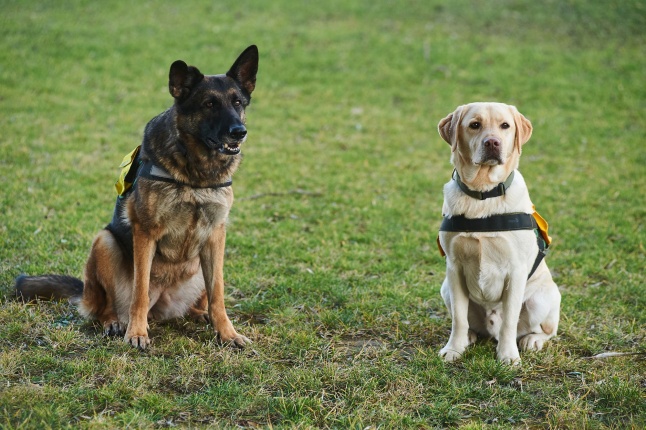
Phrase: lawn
[{"left": 1, "top": 0, "right": 644, "bottom": 428}]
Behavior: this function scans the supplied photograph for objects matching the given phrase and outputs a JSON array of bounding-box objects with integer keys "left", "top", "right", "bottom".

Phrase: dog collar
[{"left": 452, "top": 169, "right": 514, "bottom": 200}]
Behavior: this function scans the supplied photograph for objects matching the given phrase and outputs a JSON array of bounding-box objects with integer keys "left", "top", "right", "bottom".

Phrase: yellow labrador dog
[{"left": 437, "top": 102, "right": 560, "bottom": 365}]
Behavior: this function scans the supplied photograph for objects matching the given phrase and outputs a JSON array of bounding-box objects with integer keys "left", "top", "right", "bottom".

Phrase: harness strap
[
  {"left": 440, "top": 212, "right": 535, "bottom": 232},
  {"left": 528, "top": 229, "right": 547, "bottom": 280},
  {"left": 438, "top": 213, "right": 548, "bottom": 280},
  {"left": 138, "top": 160, "right": 233, "bottom": 189}
]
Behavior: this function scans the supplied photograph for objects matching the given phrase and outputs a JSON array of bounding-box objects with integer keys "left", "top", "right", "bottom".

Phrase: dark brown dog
[{"left": 16, "top": 45, "right": 259, "bottom": 349}]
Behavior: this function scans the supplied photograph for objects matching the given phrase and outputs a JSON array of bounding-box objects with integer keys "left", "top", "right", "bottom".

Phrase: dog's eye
[
  {"left": 204, "top": 101, "right": 214, "bottom": 109},
  {"left": 501, "top": 122, "right": 510, "bottom": 129},
  {"left": 233, "top": 99, "right": 242, "bottom": 107},
  {"left": 469, "top": 122, "right": 481, "bottom": 129}
]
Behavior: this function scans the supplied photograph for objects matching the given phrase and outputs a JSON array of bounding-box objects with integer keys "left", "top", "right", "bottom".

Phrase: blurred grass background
[{"left": 1, "top": 0, "right": 644, "bottom": 428}]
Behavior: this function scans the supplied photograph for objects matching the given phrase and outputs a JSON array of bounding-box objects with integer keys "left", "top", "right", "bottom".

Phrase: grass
[{"left": 1, "top": 0, "right": 645, "bottom": 428}]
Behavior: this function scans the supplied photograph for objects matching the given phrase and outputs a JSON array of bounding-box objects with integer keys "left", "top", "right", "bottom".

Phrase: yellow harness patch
[
  {"left": 531, "top": 206, "right": 552, "bottom": 246},
  {"left": 115, "top": 146, "right": 141, "bottom": 196}
]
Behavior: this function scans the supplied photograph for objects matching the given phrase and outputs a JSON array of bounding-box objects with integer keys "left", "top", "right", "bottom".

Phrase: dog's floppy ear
[
  {"left": 438, "top": 105, "right": 464, "bottom": 152},
  {"left": 169, "top": 60, "right": 204, "bottom": 101},
  {"left": 227, "top": 45, "right": 259, "bottom": 95},
  {"left": 510, "top": 105, "right": 533, "bottom": 154}
]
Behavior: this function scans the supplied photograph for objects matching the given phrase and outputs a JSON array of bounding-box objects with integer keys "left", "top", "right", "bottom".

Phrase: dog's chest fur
[
  {"left": 132, "top": 183, "right": 233, "bottom": 264},
  {"left": 449, "top": 231, "right": 533, "bottom": 304}
]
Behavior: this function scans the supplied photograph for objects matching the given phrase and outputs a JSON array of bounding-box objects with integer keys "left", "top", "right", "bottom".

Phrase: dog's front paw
[
  {"left": 497, "top": 344, "right": 521, "bottom": 365},
  {"left": 439, "top": 331, "right": 477, "bottom": 363},
  {"left": 124, "top": 328, "right": 150, "bottom": 350},
  {"left": 439, "top": 347, "right": 464, "bottom": 362},
  {"left": 220, "top": 331, "right": 252, "bottom": 348},
  {"left": 498, "top": 355, "right": 521, "bottom": 366}
]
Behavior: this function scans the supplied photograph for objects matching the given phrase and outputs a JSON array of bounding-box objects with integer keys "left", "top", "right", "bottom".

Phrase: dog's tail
[{"left": 15, "top": 275, "right": 84, "bottom": 304}]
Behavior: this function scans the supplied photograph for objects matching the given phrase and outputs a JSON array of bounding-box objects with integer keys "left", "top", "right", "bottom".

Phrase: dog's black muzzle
[{"left": 206, "top": 124, "right": 247, "bottom": 155}]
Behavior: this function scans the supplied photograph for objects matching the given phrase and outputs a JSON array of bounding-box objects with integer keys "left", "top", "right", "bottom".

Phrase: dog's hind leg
[
  {"left": 79, "top": 230, "right": 130, "bottom": 336},
  {"left": 188, "top": 290, "right": 210, "bottom": 323},
  {"left": 518, "top": 277, "right": 561, "bottom": 352}
]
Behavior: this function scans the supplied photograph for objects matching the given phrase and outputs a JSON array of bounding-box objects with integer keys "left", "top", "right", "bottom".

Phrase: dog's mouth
[
  {"left": 219, "top": 141, "right": 241, "bottom": 155},
  {"left": 477, "top": 156, "right": 503, "bottom": 166},
  {"left": 206, "top": 138, "right": 243, "bottom": 155},
  {"left": 476, "top": 149, "right": 504, "bottom": 166}
]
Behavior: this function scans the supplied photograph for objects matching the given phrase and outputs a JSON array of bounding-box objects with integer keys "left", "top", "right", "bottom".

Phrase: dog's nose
[
  {"left": 229, "top": 125, "right": 247, "bottom": 140},
  {"left": 484, "top": 138, "right": 501, "bottom": 149}
]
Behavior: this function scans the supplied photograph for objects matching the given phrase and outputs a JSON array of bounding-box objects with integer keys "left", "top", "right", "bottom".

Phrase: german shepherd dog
[{"left": 15, "top": 45, "right": 259, "bottom": 349}]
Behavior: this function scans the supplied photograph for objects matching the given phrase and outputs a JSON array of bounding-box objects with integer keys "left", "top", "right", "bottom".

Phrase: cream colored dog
[{"left": 437, "top": 102, "right": 560, "bottom": 365}]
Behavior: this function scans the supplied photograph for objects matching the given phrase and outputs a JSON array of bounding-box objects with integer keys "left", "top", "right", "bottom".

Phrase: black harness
[
  {"left": 439, "top": 171, "right": 549, "bottom": 280},
  {"left": 106, "top": 147, "right": 232, "bottom": 260}
]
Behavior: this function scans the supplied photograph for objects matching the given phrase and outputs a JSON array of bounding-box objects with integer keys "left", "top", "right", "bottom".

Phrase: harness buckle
[{"left": 496, "top": 182, "right": 507, "bottom": 196}]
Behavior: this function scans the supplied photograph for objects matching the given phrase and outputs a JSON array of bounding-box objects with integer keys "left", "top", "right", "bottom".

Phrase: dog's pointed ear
[
  {"left": 226, "top": 45, "right": 259, "bottom": 95},
  {"left": 169, "top": 60, "right": 204, "bottom": 101},
  {"left": 438, "top": 105, "right": 464, "bottom": 152},
  {"left": 510, "top": 105, "right": 533, "bottom": 154}
]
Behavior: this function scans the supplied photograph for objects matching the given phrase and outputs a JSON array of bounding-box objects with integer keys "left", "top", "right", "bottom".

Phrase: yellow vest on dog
[{"left": 115, "top": 146, "right": 141, "bottom": 196}]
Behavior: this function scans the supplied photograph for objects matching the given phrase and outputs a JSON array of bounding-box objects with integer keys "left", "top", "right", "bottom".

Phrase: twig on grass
[
  {"left": 581, "top": 352, "right": 644, "bottom": 360},
  {"left": 239, "top": 189, "right": 323, "bottom": 201}
]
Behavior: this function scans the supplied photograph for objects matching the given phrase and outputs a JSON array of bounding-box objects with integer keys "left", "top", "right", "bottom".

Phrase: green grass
[{"left": 1, "top": 0, "right": 645, "bottom": 428}]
